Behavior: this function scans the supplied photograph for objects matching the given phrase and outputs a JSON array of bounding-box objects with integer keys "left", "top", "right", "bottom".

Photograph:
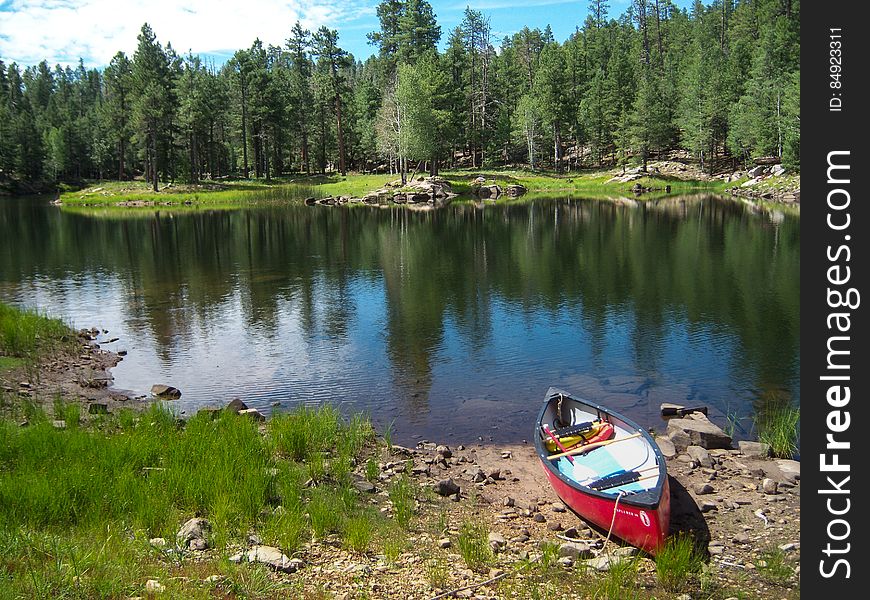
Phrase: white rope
[{"left": 603, "top": 490, "right": 626, "bottom": 552}]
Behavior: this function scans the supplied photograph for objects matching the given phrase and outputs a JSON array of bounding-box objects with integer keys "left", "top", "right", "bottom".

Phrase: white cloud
[{"left": 0, "top": 0, "right": 373, "bottom": 67}]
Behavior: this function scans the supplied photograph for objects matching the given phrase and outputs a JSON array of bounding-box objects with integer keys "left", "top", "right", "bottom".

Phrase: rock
[
  {"left": 563, "top": 526, "right": 579, "bottom": 539},
  {"left": 438, "top": 538, "right": 452, "bottom": 549},
  {"left": 667, "top": 429, "right": 692, "bottom": 452},
  {"left": 693, "top": 483, "right": 714, "bottom": 495},
  {"left": 238, "top": 408, "right": 265, "bottom": 421},
  {"left": 352, "top": 475, "right": 376, "bottom": 493},
  {"left": 700, "top": 501, "right": 718, "bottom": 513},
  {"left": 149, "top": 537, "right": 167, "bottom": 547},
  {"left": 52, "top": 420, "right": 66, "bottom": 429},
  {"left": 248, "top": 533, "right": 263, "bottom": 545},
  {"left": 488, "top": 532, "right": 506, "bottom": 552},
  {"left": 225, "top": 398, "right": 249, "bottom": 413},
  {"left": 435, "top": 445, "right": 452, "bottom": 458},
  {"left": 733, "top": 533, "right": 750, "bottom": 545},
  {"left": 585, "top": 555, "right": 616, "bottom": 571},
  {"left": 88, "top": 403, "right": 108, "bottom": 414},
  {"left": 656, "top": 436, "right": 677, "bottom": 459},
  {"left": 558, "top": 556, "right": 574, "bottom": 567},
  {"left": 559, "top": 542, "right": 594, "bottom": 560},
  {"left": 503, "top": 496, "right": 515, "bottom": 507},
  {"left": 686, "top": 445, "right": 713, "bottom": 468},
  {"left": 775, "top": 459, "right": 801, "bottom": 482},
  {"left": 748, "top": 165, "right": 766, "bottom": 178},
  {"left": 772, "top": 164, "right": 786, "bottom": 176},
  {"left": 151, "top": 384, "right": 181, "bottom": 399},
  {"left": 145, "top": 579, "right": 165, "bottom": 593},
  {"left": 667, "top": 414, "right": 732, "bottom": 449},
  {"left": 476, "top": 184, "right": 502, "bottom": 199},
  {"left": 245, "top": 545, "right": 303, "bottom": 573},
  {"left": 488, "top": 469, "right": 502, "bottom": 481},
  {"left": 471, "top": 469, "right": 486, "bottom": 483},
  {"left": 434, "top": 478, "right": 460, "bottom": 497},
  {"left": 176, "top": 517, "right": 210, "bottom": 549},
  {"left": 551, "top": 503, "right": 567, "bottom": 513},
  {"left": 189, "top": 538, "right": 208, "bottom": 551},
  {"left": 547, "top": 522, "right": 563, "bottom": 532},
  {"left": 533, "top": 513, "right": 546, "bottom": 523},
  {"left": 779, "top": 542, "right": 799, "bottom": 553},
  {"left": 762, "top": 478, "right": 779, "bottom": 495},
  {"left": 505, "top": 184, "right": 527, "bottom": 197},
  {"left": 738, "top": 441, "right": 771, "bottom": 458}
]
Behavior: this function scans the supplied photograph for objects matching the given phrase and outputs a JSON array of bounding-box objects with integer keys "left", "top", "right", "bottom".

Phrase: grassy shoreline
[
  {"left": 0, "top": 303, "right": 799, "bottom": 598},
  {"left": 57, "top": 169, "right": 732, "bottom": 208}
]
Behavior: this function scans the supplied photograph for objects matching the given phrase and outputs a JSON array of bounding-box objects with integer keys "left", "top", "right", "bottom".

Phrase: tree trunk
[
  {"left": 151, "top": 126, "right": 158, "bottom": 192},
  {"left": 335, "top": 94, "right": 347, "bottom": 176},
  {"left": 240, "top": 84, "right": 249, "bottom": 178}
]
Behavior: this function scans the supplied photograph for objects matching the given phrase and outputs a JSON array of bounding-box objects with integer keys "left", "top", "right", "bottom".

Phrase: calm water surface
[{"left": 0, "top": 194, "right": 799, "bottom": 444}]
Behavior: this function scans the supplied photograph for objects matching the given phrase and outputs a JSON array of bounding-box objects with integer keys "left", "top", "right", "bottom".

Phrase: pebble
[
  {"left": 762, "top": 478, "right": 779, "bottom": 495},
  {"left": 503, "top": 496, "right": 515, "bottom": 507},
  {"left": 533, "top": 513, "right": 546, "bottom": 523},
  {"left": 144, "top": 579, "right": 165, "bottom": 593},
  {"left": 551, "top": 503, "right": 567, "bottom": 513},
  {"left": 547, "top": 522, "right": 563, "bottom": 532},
  {"left": 558, "top": 556, "right": 574, "bottom": 567},
  {"left": 700, "top": 500, "right": 718, "bottom": 513},
  {"left": 733, "top": 533, "right": 750, "bottom": 545}
]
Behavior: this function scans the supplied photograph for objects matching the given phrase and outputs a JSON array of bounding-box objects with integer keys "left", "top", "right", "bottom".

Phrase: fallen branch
[{"left": 428, "top": 571, "right": 509, "bottom": 600}]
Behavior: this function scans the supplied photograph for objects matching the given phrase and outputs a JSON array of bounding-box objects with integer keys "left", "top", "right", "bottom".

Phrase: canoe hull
[
  {"left": 540, "top": 458, "right": 670, "bottom": 553},
  {"left": 535, "top": 387, "right": 670, "bottom": 554}
]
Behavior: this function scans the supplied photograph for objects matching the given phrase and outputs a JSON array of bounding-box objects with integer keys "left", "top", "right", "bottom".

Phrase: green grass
[
  {"left": 0, "top": 302, "right": 72, "bottom": 359},
  {"left": 655, "top": 534, "right": 704, "bottom": 592},
  {"left": 0, "top": 403, "right": 382, "bottom": 597},
  {"left": 754, "top": 404, "right": 800, "bottom": 458},
  {"left": 388, "top": 475, "right": 417, "bottom": 529},
  {"left": 58, "top": 167, "right": 729, "bottom": 209},
  {"left": 440, "top": 167, "right": 728, "bottom": 199},
  {"left": 456, "top": 520, "right": 492, "bottom": 573},
  {"left": 756, "top": 547, "right": 795, "bottom": 586},
  {"left": 591, "top": 556, "right": 642, "bottom": 600}
]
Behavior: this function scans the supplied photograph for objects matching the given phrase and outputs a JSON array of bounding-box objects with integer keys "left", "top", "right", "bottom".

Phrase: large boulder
[
  {"left": 476, "top": 184, "right": 502, "bottom": 199},
  {"left": 666, "top": 413, "right": 732, "bottom": 449},
  {"left": 505, "top": 184, "right": 527, "bottom": 197}
]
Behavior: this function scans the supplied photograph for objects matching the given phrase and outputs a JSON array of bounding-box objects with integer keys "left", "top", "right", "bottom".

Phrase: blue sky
[{"left": 0, "top": 1, "right": 688, "bottom": 68}]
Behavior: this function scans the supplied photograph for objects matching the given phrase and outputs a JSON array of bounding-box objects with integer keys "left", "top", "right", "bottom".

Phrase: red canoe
[{"left": 535, "top": 387, "right": 670, "bottom": 554}]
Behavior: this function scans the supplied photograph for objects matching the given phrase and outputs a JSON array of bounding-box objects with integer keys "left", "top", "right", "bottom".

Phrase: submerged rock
[{"left": 151, "top": 384, "right": 181, "bottom": 399}]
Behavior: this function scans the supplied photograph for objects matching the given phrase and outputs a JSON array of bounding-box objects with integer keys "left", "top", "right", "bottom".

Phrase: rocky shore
[
  {"left": 306, "top": 176, "right": 457, "bottom": 209},
  {"left": 127, "top": 409, "right": 799, "bottom": 599},
  {"left": 2, "top": 338, "right": 799, "bottom": 599}
]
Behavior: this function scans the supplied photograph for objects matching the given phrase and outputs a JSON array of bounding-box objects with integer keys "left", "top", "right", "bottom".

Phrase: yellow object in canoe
[{"left": 544, "top": 420, "right": 606, "bottom": 452}]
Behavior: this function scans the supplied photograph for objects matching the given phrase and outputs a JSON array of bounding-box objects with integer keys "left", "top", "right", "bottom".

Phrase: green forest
[{"left": 0, "top": 0, "right": 799, "bottom": 191}]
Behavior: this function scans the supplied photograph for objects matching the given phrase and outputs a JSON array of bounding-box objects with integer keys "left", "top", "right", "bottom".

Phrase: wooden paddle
[
  {"left": 543, "top": 425, "right": 575, "bottom": 464},
  {"left": 547, "top": 432, "right": 643, "bottom": 460}
]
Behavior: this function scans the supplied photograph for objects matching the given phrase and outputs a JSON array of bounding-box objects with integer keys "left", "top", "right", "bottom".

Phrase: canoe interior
[{"left": 537, "top": 389, "right": 665, "bottom": 509}]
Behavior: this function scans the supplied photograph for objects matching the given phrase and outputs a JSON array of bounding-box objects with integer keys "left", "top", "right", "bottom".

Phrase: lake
[{"left": 0, "top": 194, "right": 799, "bottom": 445}]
